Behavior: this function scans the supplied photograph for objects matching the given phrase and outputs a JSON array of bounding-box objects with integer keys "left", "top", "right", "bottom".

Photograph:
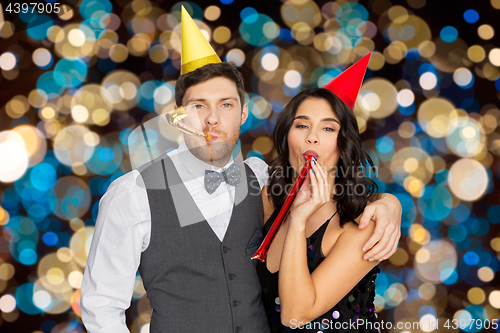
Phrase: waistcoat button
[
  {"left": 223, "top": 246, "right": 229, "bottom": 253},
  {"left": 235, "top": 326, "right": 242, "bottom": 332},
  {"left": 228, "top": 273, "right": 235, "bottom": 280},
  {"left": 232, "top": 300, "right": 240, "bottom": 307}
]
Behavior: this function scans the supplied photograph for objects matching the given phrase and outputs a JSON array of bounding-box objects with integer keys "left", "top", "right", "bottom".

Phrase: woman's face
[{"left": 287, "top": 97, "right": 341, "bottom": 181}]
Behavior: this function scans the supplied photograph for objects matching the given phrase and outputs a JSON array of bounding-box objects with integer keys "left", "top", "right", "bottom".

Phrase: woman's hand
[{"left": 289, "top": 157, "right": 331, "bottom": 226}]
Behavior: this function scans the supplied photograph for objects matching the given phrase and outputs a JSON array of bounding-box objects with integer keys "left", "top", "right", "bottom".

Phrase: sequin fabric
[{"left": 257, "top": 211, "right": 381, "bottom": 333}]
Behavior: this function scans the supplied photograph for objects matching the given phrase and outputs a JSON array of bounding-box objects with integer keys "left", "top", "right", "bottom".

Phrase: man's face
[{"left": 180, "top": 76, "right": 249, "bottom": 167}]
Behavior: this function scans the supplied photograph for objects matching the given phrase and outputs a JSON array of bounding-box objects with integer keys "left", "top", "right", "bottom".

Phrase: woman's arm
[
  {"left": 278, "top": 158, "right": 379, "bottom": 326},
  {"left": 279, "top": 219, "right": 379, "bottom": 326}
]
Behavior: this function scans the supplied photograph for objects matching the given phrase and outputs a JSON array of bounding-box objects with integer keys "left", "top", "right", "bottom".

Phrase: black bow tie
[{"left": 204, "top": 162, "right": 241, "bottom": 194}]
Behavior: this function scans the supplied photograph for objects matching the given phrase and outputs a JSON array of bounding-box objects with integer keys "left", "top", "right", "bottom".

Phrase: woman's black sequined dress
[{"left": 257, "top": 210, "right": 381, "bottom": 333}]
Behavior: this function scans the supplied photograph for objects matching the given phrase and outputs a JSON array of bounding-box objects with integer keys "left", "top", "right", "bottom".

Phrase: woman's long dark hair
[{"left": 267, "top": 88, "right": 378, "bottom": 228}]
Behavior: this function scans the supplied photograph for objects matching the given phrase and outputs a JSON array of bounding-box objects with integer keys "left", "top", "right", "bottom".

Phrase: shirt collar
[{"left": 173, "top": 138, "right": 234, "bottom": 179}]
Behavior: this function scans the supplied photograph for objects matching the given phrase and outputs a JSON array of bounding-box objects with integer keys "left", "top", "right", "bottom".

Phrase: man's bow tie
[{"left": 204, "top": 162, "right": 241, "bottom": 194}]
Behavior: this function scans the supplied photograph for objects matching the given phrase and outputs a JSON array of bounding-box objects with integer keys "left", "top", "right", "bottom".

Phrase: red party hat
[{"left": 322, "top": 53, "right": 371, "bottom": 110}]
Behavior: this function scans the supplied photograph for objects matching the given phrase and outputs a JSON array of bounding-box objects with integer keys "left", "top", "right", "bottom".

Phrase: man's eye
[
  {"left": 222, "top": 103, "right": 232, "bottom": 108},
  {"left": 194, "top": 104, "right": 204, "bottom": 109}
]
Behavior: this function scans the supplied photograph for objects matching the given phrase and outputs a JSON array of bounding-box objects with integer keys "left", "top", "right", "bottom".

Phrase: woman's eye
[
  {"left": 324, "top": 127, "right": 335, "bottom": 132},
  {"left": 296, "top": 124, "right": 307, "bottom": 128}
]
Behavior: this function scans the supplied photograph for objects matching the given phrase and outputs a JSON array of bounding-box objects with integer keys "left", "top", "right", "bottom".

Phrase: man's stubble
[{"left": 184, "top": 129, "right": 240, "bottom": 167}]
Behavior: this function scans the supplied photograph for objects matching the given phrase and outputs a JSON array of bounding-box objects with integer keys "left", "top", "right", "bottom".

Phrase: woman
[{"left": 258, "top": 87, "right": 381, "bottom": 333}]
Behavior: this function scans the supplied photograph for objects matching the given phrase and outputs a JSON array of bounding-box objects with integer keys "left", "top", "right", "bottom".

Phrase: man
[{"left": 80, "top": 7, "right": 402, "bottom": 333}]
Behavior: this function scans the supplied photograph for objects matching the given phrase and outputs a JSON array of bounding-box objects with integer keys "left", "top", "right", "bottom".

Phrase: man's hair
[{"left": 175, "top": 62, "right": 245, "bottom": 108}]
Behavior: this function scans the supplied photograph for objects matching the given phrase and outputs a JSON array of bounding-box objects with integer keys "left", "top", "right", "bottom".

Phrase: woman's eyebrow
[
  {"left": 294, "top": 115, "right": 340, "bottom": 124},
  {"left": 321, "top": 117, "right": 340, "bottom": 124}
]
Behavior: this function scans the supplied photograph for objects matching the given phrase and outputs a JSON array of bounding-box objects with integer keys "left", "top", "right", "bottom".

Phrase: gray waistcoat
[{"left": 138, "top": 155, "right": 270, "bottom": 333}]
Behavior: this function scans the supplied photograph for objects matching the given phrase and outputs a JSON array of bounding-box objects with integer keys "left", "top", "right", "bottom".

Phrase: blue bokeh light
[
  {"left": 239, "top": 13, "right": 278, "bottom": 46},
  {"left": 440, "top": 26, "right": 458, "bottom": 43},
  {"left": 463, "top": 9, "right": 479, "bottom": 24},
  {"left": 15, "top": 283, "right": 42, "bottom": 315},
  {"left": 240, "top": 7, "right": 258, "bottom": 23},
  {"left": 54, "top": 58, "right": 88, "bottom": 89}
]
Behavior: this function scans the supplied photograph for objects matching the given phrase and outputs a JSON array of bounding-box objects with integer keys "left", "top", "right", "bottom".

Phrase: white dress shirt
[{"left": 80, "top": 140, "right": 269, "bottom": 333}]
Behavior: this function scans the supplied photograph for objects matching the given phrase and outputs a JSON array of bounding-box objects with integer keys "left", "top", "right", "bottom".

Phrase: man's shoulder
[
  {"left": 243, "top": 157, "right": 269, "bottom": 190},
  {"left": 106, "top": 169, "right": 146, "bottom": 194},
  {"left": 244, "top": 156, "right": 269, "bottom": 171}
]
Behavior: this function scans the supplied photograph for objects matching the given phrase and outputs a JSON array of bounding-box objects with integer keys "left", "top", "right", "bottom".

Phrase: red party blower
[{"left": 252, "top": 153, "right": 316, "bottom": 262}]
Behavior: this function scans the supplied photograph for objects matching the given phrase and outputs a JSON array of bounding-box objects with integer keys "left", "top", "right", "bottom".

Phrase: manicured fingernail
[
  {"left": 364, "top": 255, "right": 369, "bottom": 260},
  {"left": 363, "top": 247, "right": 367, "bottom": 252},
  {"left": 312, "top": 159, "right": 316, "bottom": 165},
  {"left": 310, "top": 168, "right": 314, "bottom": 173},
  {"left": 369, "top": 258, "right": 375, "bottom": 262}
]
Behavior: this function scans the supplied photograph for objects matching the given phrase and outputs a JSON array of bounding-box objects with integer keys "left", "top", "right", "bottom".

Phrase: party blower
[
  {"left": 166, "top": 106, "right": 212, "bottom": 141},
  {"left": 127, "top": 105, "right": 212, "bottom": 171},
  {"left": 252, "top": 151, "right": 318, "bottom": 262}
]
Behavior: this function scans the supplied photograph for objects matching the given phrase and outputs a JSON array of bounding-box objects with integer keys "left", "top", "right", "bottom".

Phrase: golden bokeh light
[
  {"left": 12, "top": 125, "right": 47, "bottom": 167},
  {"left": 109, "top": 43, "right": 129, "bottom": 63},
  {"left": 389, "top": 248, "right": 409, "bottom": 266},
  {"left": 467, "top": 287, "right": 486, "bottom": 305},
  {"left": 488, "top": 48, "right": 500, "bottom": 66},
  {"left": 417, "top": 98, "right": 459, "bottom": 138},
  {"left": 204, "top": 5, "right": 221, "bottom": 21},
  {"left": 467, "top": 45, "right": 486, "bottom": 63},
  {"left": 149, "top": 44, "right": 169, "bottom": 64},
  {"left": 357, "top": 78, "right": 398, "bottom": 119},
  {"left": 478, "top": 24, "right": 494, "bottom": 40},
  {"left": 0, "top": 263, "right": 15, "bottom": 280},
  {"left": 418, "top": 283, "right": 436, "bottom": 300},
  {"left": 477, "top": 266, "right": 494, "bottom": 282},
  {"left": 448, "top": 158, "right": 488, "bottom": 201},
  {"left": 53, "top": 125, "right": 95, "bottom": 167},
  {"left": 213, "top": 26, "right": 231, "bottom": 44},
  {"left": 281, "top": 0, "right": 322, "bottom": 29},
  {"left": 489, "top": 290, "right": 500, "bottom": 309},
  {"left": 0, "top": 130, "right": 29, "bottom": 183},
  {"left": 70, "top": 227, "right": 95, "bottom": 268},
  {"left": 367, "top": 51, "right": 385, "bottom": 70},
  {"left": 491, "top": 238, "right": 500, "bottom": 251},
  {"left": 415, "top": 248, "right": 430, "bottom": 263}
]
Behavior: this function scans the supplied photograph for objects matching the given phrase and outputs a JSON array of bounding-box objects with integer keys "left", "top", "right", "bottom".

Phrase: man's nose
[{"left": 204, "top": 106, "right": 220, "bottom": 127}]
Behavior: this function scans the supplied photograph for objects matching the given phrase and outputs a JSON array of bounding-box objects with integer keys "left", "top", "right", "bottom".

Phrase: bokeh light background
[{"left": 0, "top": 0, "right": 500, "bottom": 332}]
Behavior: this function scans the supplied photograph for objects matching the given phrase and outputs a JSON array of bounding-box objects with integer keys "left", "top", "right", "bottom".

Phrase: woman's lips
[{"left": 302, "top": 150, "right": 319, "bottom": 160}]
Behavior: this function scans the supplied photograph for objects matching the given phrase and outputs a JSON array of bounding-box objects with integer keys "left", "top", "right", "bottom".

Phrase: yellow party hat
[{"left": 181, "top": 6, "right": 221, "bottom": 75}]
